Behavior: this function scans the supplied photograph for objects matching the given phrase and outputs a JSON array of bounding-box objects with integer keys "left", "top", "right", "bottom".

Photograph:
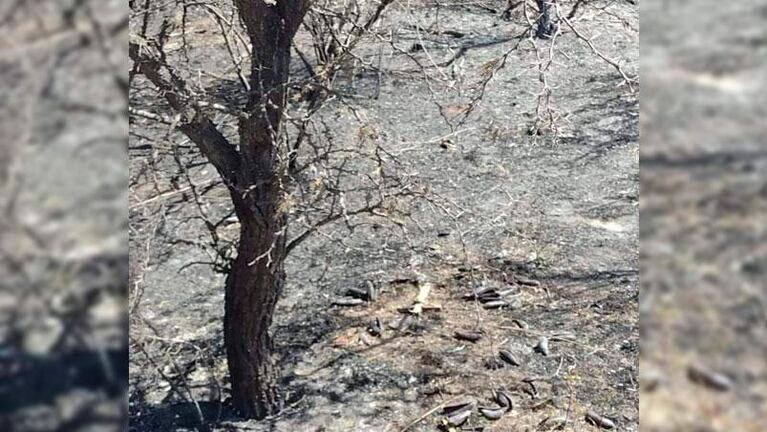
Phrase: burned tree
[
  {"left": 503, "top": 0, "right": 554, "bottom": 38},
  {"left": 129, "top": 0, "right": 637, "bottom": 423},
  {"left": 130, "top": 0, "right": 309, "bottom": 419},
  {"left": 129, "top": 0, "right": 414, "bottom": 419}
]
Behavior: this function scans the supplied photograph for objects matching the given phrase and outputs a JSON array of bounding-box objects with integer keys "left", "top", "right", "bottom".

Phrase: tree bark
[
  {"left": 224, "top": 195, "right": 287, "bottom": 418},
  {"left": 223, "top": 1, "right": 305, "bottom": 418},
  {"left": 222, "top": 64, "right": 290, "bottom": 419},
  {"left": 535, "top": 0, "right": 554, "bottom": 39}
]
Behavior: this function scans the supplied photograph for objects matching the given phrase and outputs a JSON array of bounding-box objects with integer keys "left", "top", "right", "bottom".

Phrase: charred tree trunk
[
  {"left": 222, "top": 51, "right": 289, "bottom": 421},
  {"left": 222, "top": 0, "right": 307, "bottom": 419},
  {"left": 130, "top": 0, "right": 309, "bottom": 420},
  {"left": 535, "top": 0, "right": 555, "bottom": 39},
  {"left": 224, "top": 191, "right": 287, "bottom": 418}
]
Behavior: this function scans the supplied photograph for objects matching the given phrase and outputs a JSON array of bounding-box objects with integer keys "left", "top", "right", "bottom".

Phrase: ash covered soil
[
  {"left": 129, "top": 1, "right": 638, "bottom": 431},
  {"left": 641, "top": 0, "right": 767, "bottom": 431},
  {"left": 1, "top": 1, "right": 127, "bottom": 431}
]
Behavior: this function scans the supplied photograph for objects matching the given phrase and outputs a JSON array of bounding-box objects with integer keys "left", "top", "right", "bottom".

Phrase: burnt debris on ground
[{"left": 129, "top": 1, "right": 638, "bottom": 431}]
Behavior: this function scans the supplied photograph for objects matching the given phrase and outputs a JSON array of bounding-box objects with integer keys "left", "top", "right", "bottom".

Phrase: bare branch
[{"left": 129, "top": 41, "right": 241, "bottom": 182}]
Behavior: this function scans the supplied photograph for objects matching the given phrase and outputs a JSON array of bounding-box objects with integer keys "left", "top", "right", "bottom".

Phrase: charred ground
[{"left": 129, "top": 1, "right": 638, "bottom": 431}]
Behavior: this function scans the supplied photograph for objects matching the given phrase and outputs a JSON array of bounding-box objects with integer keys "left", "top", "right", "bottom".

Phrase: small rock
[
  {"left": 11, "top": 405, "right": 59, "bottom": 431},
  {"left": 359, "top": 332, "right": 376, "bottom": 346},
  {"left": 534, "top": 336, "right": 550, "bottom": 356},
  {"left": 56, "top": 389, "right": 99, "bottom": 422},
  {"left": 639, "top": 368, "right": 664, "bottom": 392},
  {"left": 409, "top": 254, "right": 424, "bottom": 268},
  {"left": 403, "top": 388, "right": 418, "bottom": 402},
  {"left": 50, "top": 291, "right": 78, "bottom": 314},
  {"left": 367, "top": 318, "right": 382, "bottom": 336}
]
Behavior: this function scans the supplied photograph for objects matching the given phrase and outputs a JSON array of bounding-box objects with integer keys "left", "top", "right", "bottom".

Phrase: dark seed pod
[
  {"left": 499, "top": 349, "right": 521, "bottom": 366},
  {"left": 463, "top": 287, "right": 495, "bottom": 300},
  {"left": 687, "top": 364, "right": 733, "bottom": 391},
  {"left": 366, "top": 280, "right": 379, "bottom": 302},
  {"left": 483, "top": 300, "right": 508, "bottom": 309},
  {"left": 478, "top": 293, "right": 503, "bottom": 303},
  {"left": 479, "top": 405, "right": 505, "bottom": 420},
  {"left": 512, "top": 319, "right": 529, "bottom": 329},
  {"left": 586, "top": 410, "right": 616, "bottom": 429},
  {"left": 444, "top": 409, "right": 471, "bottom": 427},
  {"left": 494, "top": 390, "right": 513, "bottom": 409},
  {"left": 332, "top": 297, "right": 365, "bottom": 306},
  {"left": 454, "top": 329, "right": 482, "bottom": 342},
  {"left": 345, "top": 287, "right": 369, "bottom": 300},
  {"left": 442, "top": 398, "right": 475, "bottom": 415}
]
